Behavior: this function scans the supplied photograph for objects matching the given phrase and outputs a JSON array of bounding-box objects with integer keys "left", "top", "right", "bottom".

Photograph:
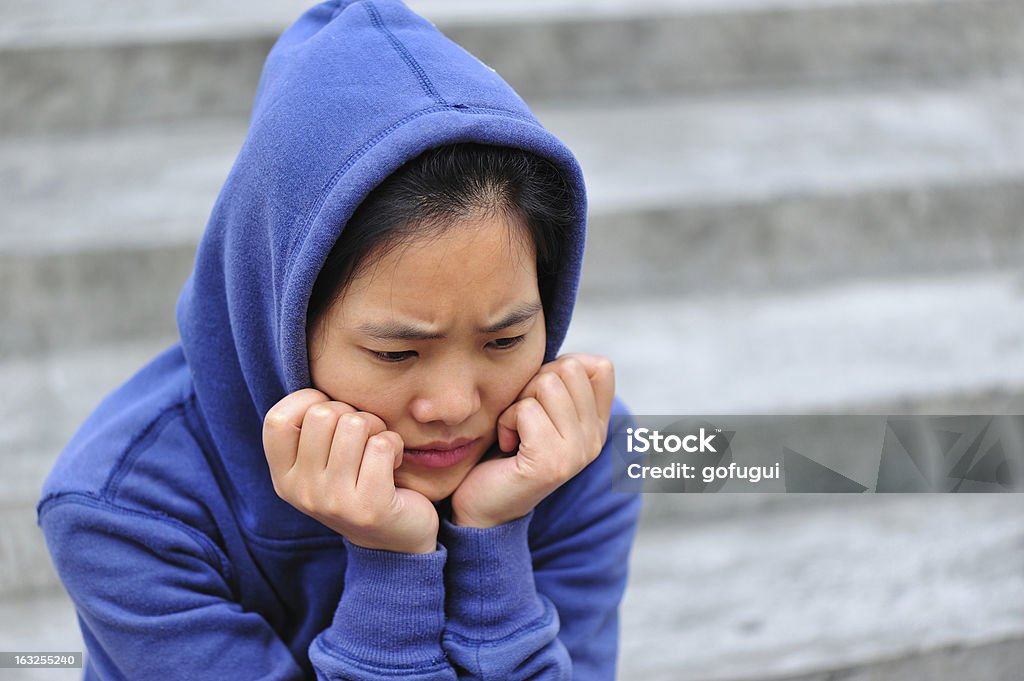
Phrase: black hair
[{"left": 306, "top": 143, "right": 576, "bottom": 346}]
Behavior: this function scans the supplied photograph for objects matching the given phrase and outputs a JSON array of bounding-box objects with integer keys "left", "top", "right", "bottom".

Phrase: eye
[
  {"left": 489, "top": 335, "right": 526, "bottom": 350},
  {"left": 370, "top": 350, "right": 416, "bottom": 363}
]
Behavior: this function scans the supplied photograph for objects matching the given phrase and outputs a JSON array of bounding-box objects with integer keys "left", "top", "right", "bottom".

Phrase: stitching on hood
[{"left": 364, "top": 2, "right": 447, "bottom": 107}]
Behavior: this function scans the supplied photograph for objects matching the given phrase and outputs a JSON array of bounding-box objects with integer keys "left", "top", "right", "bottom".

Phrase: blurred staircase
[{"left": 1, "top": 1, "right": 1022, "bottom": 679}]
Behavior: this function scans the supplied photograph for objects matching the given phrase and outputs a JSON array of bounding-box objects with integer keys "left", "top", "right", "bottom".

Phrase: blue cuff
[
  {"left": 439, "top": 512, "right": 547, "bottom": 641},
  {"left": 320, "top": 539, "right": 448, "bottom": 668}
]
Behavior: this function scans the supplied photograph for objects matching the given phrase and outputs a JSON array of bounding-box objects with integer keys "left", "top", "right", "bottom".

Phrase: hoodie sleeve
[
  {"left": 37, "top": 494, "right": 458, "bottom": 680},
  {"left": 310, "top": 539, "right": 456, "bottom": 680},
  {"left": 438, "top": 416, "right": 643, "bottom": 681},
  {"left": 439, "top": 513, "right": 571, "bottom": 680}
]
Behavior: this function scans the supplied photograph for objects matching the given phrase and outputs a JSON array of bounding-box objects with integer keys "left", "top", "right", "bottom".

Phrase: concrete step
[
  {"left": 564, "top": 268, "right": 1024, "bottom": 415},
  {"left": 0, "top": 505, "right": 63, "bottom": 599},
  {"left": 619, "top": 494, "right": 1024, "bottom": 681},
  {"left": 3, "top": 0, "right": 1023, "bottom": 134},
  {"left": 2, "top": 496, "right": 1021, "bottom": 680},
  {"left": 555, "top": 79, "right": 1024, "bottom": 301},
  {"left": 0, "top": 339, "right": 172, "bottom": 508},
  {"left": 0, "top": 119, "right": 243, "bottom": 358},
  {"left": 5, "top": 80, "right": 1024, "bottom": 357},
  {"left": 3, "top": 268, "right": 1024, "bottom": 595}
]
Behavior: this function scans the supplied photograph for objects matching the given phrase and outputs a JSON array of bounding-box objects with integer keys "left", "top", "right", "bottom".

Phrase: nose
[{"left": 409, "top": 365, "right": 481, "bottom": 427}]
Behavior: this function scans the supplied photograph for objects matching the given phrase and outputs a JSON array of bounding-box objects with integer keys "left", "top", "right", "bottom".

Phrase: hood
[{"left": 175, "top": 0, "right": 587, "bottom": 540}]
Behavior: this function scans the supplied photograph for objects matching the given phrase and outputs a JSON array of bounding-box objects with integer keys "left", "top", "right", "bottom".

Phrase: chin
[{"left": 394, "top": 469, "right": 467, "bottom": 503}]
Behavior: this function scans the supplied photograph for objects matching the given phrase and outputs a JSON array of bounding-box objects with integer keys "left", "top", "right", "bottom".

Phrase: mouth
[{"left": 403, "top": 438, "right": 479, "bottom": 469}]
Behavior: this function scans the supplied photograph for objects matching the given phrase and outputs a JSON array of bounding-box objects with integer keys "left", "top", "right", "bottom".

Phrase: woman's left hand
[{"left": 450, "top": 353, "right": 615, "bottom": 528}]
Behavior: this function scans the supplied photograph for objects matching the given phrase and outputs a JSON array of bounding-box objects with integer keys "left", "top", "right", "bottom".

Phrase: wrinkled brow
[{"left": 356, "top": 300, "right": 542, "bottom": 341}]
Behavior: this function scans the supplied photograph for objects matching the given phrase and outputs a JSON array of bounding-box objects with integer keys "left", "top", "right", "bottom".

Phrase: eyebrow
[{"left": 356, "top": 300, "right": 543, "bottom": 342}]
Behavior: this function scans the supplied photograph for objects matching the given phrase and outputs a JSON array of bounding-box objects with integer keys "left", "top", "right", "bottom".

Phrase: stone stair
[
  {"left": 4, "top": 0, "right": 1023, "bottom": 133},
  {"left": 1, "top": 0, "right": 1022, "bottom": 679},
  {"left": 620, "top": 494, "right": 1024, "bottom": 681}
]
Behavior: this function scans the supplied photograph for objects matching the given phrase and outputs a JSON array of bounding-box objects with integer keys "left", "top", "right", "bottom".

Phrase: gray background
[{"left": 1, "top": 0, "right": 1023, "bottom": 679}]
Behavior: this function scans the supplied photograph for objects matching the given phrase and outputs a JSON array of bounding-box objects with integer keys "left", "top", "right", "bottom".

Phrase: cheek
[
  {"left": 311, "top": 355, "right": 408, "bottom": 419},
  {"left": 346, "top": 382, "right": 414, "bottom": 425},
  {"left": 490, "top": 337, "right": 546, "bottom": 407}
]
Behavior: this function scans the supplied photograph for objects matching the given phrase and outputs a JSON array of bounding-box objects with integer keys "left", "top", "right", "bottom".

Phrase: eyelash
[
  {"left": 370, "top": 335, "right": 527, "bottom": 363},
  {"left": 372, "top": 350, "right": 416, "bottom": 363},
  {"left": 490, "top": 335, "right": 527, "bottom": 350}
]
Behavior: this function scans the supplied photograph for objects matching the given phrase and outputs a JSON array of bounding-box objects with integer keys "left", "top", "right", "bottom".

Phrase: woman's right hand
[{"left": 262, "top": 388, "right": 439, "bottom": 554}]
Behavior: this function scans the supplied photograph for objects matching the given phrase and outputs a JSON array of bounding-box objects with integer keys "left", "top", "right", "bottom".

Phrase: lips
[{"left": 403, "top": 438, "right": 479, "bottom": 469}]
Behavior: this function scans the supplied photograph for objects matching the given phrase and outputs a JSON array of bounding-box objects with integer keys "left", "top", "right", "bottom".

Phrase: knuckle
[
  {"left": 376, "top": 431, "right": 402, "bottom": 451},
  {"left": 518, "top": 396, "right": 542, "bottom": 414},
  {"left": 534, "top": 364, "right": 556, "bottom": 380},
  {"left": 262, "top": 409, "right": 293, "bottom": 433},
  {"left": 356, "top": 411, "right": 386, "bottom": 434},
  {"left": 536, "top": 372, "right": 562, "bottom": 393},
  {"left": 561, "top": 356, "right": 585, "bottom": 375},
  {"left": 333, "top": 401, "right": 357, "bottom": 415},
  {"left": 306, "top": 403, "right": 338, "bottom": 422},
  {"left": 526, "top": 396, "right": 544, "bottom": 411},
  {"left": 296, "top": 388, "right": 329, "bottom": 400},
  {"left": 340, "top": 413, "right": 367, "bottom": 433}
]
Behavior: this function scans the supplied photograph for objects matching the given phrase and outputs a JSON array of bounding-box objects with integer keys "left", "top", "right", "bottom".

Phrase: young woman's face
[{"left": 307, "top": 216, "right": 547, "bottom": 501}]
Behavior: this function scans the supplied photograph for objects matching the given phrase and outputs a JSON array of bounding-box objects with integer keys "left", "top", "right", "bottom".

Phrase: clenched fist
[
  {"left": 450, "top": 353, "right": 615, "bottom": 528},
  {"left": 262, "top": 389, "right": 439, "bottom": 554}
]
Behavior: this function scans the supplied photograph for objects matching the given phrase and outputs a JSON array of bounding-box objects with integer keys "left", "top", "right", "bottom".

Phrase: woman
[{"left": 38, "top": 1, "right": 641, "bottom": 679}]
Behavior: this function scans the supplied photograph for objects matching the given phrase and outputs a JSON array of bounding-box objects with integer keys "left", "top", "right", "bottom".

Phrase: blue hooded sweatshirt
[{"left": 37, "top": 1, "right": 642, "bottom": 679}]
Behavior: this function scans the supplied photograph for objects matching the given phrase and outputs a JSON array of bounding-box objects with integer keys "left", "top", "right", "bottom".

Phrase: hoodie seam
[
  {"left": 363, "top": 2, "right": 446, "bottom": 106},
  {"left": 285, "top": 103, "right": 445, "bottom": 280},
  {"left": 37, "top": 492, "right": 236, "bottom": 583},
  {"left": 101, "top": 400, "right": 190, "bottom": 502}
]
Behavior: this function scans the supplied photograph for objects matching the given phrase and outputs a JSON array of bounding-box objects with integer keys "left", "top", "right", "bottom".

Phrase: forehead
[{"left": 340, "top": 216, "right": 539, "bottom": 320}]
